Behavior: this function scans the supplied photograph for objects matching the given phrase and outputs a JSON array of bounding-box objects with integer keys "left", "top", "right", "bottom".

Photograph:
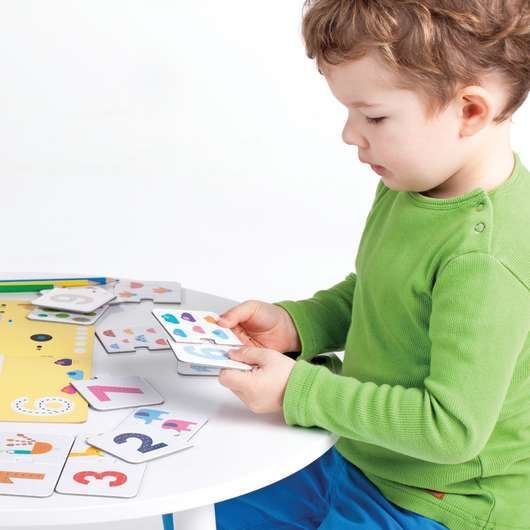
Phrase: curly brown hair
[{"left": 301, "top": 0, "right": 530, "bottom": 122}]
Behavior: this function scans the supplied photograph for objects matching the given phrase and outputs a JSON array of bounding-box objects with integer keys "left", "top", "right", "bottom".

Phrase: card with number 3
[{"left": 56, "top": 435, "right": 146, "bottom": 498}]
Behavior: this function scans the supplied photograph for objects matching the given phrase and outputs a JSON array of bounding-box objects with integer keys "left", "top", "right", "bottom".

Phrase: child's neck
[{"left": 422, "top": 125, "right": 514, "bottom": 199}]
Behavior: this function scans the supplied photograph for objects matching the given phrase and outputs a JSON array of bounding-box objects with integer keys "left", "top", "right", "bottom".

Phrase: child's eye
[{"left": 366, "top": 116, "right": 386, "bottom": 124}]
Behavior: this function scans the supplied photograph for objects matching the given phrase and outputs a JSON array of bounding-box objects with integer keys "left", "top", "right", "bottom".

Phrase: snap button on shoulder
[{"left": 474, "top": 222, "right": 486, "bottom": 232}]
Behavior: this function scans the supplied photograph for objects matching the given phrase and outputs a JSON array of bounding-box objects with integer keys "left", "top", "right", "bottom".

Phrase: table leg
[
  {"left": 162, "top": 504, "right": 216, "bottom": 530},
  {"left": 162, "top": 513, "right": 175, "bottom": 530}
]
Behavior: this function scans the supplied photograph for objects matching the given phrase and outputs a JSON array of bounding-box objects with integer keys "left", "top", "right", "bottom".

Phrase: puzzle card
[
  {"left": 112, "top": 280, "right": 181, "bottom": 304},
  {"left": 86, "top": 418, "right": 193, "bottom": 464},
  {"left": 56, "top": 435, "right": 145, "bottom": 498},
  {"left": 152, "top": 309, "right": 242, "bottom": 347},
  {"left": 120, "top": 407, "right": 208, "bottom": 442},
  {"left": 72, "top": 376, "right": 164, "bottom": 411},
  {"left": 177, "top": 361, "right": 220, "bottom": 376},
  {"left": 169, "top": 341, "right": 252, "bottom": 371},
  {"left": 0, "top": 301, "right": 93, "bottom": 423},
  {"left": 0, "top": 432, "right": 74, "bottom": 497},
  {"left": 96, "top": 325, "right": 169, "bottom": 353},
  {"left": 28, "top": 304, "right": 110, "bottom": 326},
  {"left": 32, "top": 287, "right": 115, "bottom": 313}
]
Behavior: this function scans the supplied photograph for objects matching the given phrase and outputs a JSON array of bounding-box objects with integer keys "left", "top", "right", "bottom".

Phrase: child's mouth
[{"left": 371, "top": 164, "right": 386, "bottom": 176}]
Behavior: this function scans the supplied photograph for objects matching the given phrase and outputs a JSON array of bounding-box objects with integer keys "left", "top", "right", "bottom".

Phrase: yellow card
[{"left": 0, "top": 301, "right": 93, "bottom": 423}]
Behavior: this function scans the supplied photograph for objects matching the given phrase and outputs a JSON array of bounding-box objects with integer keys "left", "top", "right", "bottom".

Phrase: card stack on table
[{"left": 30, "top": 286, "right": 116, "bottom": 326}]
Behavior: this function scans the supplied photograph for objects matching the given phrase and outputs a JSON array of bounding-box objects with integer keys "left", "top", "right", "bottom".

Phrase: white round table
[{"left": 0, "top": 280, "right": 337, "bottom": 529}]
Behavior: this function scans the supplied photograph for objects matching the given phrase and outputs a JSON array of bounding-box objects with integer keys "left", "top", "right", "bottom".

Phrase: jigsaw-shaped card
[
  {"left": 169, "top": 342, "right": 251, "bottom": 371},
  {"left": 72, "top": 376, "right": 164, "bottom": 411},
  {"left": 152, "top": 309, "right": 251, "bottom": 371},
  {"left": 55, "top": 435, "right": 145, "bottom": 498},
  {"left": 0, "top": 432, "right": 74, "bottom": 497},
  {"left": 177, "top": 361, "right": 220, "bottom": 376},
  {"left": 111, "top": 280, "right": 181, "bottom": 304},
  {"left": 152, "top": 309, "right": 241, "bottom": 346},
  {"left": 86, "top": 407, "right": 201, "bottom": 463},
  {"left": 32, "top": 287, "right": 115, "bottom": 314},
  {"left": 28, "top": 304, "right": 110, "bottom": 326},
  {"left": 116, "top": 407, "right": 208, "bottom": 441},
  {"left": 96, "top": 325, "right": 169, "bottom": 353},
  {"left": 0, "top": 301, "right": 93, "bottom": 423}
]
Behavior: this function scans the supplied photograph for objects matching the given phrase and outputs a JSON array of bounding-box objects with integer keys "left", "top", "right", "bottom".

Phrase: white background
[{"left": 1, "top": 2, "right": 528, "bottom": 528}]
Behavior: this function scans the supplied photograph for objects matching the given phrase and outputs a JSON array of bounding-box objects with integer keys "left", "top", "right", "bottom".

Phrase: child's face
[{"left": 323, "top": 52, "right": 467, "bottom": 194}]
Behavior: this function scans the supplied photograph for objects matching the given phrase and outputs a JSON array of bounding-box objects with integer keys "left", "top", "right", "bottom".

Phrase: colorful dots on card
[
  {"left": 162, "top": 313, "right": 179, "bottom": 324},
  {"left": 172, "top": 328, "right": 187, "bottom": 338},
  {"left": 204, "top": 315, "right": 218, "bottom": 324},
  {"left": 30, "top": 333, "right": 53, "bottom": 342},
  {"left": 181, "top": 312, "right": 196, "bottom": 323},
  {"left": 153, "top": 287, "right": 171, "bottom": 294},
  {"left": 67, "top": 370, "right": 84, "bottom": 380},
  {"left": 54, "top": 358, "right": 72, "bottom": 366},
  {"left": 192, "top": 325, "right": 205, "bottom": 334},
  {"left": 103, "top": 329, "right": 116, "bottom": 337},
  {"left": 212, "top": 329, "right": 229, "bottom": 340}
]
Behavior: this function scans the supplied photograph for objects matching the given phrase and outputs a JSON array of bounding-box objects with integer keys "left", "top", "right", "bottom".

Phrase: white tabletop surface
[{"left": 0, "top": 279, "right": 337, "bottom": 526}]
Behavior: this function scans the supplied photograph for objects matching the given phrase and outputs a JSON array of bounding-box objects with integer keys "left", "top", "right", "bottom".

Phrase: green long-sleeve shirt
[{"left": 276, "top": 152, "right": 530, "bottom": 530}]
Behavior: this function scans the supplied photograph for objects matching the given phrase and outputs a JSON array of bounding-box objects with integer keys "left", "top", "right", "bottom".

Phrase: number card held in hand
[{"left": 151, "top": 309, "right": 252, "bottom": 371}]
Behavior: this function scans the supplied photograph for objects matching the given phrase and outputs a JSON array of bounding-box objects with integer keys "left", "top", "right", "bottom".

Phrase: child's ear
[{"left": 457, "top": 85, "right": 496, "bottom": 138}]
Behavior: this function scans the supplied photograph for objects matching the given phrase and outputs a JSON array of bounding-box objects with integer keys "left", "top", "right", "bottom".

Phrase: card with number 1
[{"left": 0, "top": 432, "right": 74, "bottom": 497}]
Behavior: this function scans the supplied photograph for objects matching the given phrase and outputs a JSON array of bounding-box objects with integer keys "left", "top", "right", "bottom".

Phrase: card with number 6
[{"left": 32, "top": 287, "right": 116, "bottom": 313}]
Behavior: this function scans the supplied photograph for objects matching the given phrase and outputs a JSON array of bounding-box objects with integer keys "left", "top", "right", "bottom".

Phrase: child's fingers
[
  {"left": 218, "top": 300, "right": 259, "bottom": 328},
  {"left": 228, "top": 346, "right": 270, "bottom": 366},
  {"left": 229, "top": 325, "right": 263, "bottom": 347},
  {"left": 218, "top": 367, "right": 249, "bottom": 392}
]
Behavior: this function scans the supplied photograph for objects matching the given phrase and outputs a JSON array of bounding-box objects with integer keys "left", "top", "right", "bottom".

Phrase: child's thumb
[{"left": 228, "top": 346, "right": 266, "bottom": 365}]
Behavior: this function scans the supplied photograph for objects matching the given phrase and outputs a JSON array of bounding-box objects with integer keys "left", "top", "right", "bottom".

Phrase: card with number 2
[{"left": 86, "top": 409, "right": 194, "bottom": 464}]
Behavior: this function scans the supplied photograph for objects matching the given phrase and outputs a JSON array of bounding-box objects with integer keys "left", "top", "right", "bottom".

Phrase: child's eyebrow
[{"left": 349, "top": 100, "right": 381, "bottom": 107}]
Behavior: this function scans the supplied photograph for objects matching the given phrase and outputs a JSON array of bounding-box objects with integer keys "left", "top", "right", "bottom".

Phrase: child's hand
[
  {"left": 218, "top": 347, "right": 296, "bottom": 414},
  {"left": 217, "top": 300, "right": 301, "bottom": 353}
]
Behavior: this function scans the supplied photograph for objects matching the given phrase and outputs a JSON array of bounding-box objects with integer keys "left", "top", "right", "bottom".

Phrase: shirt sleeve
[
  {"left": 282, "top": 253, "right": 530, "bottom": 464},
  {"left": 274, "top": 272, "right": 356, "bottom": 360}
]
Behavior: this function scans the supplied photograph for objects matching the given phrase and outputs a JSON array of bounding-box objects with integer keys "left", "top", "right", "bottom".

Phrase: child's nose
[{"left": 342, "top": 121, "right": 368, "bottom": 149}]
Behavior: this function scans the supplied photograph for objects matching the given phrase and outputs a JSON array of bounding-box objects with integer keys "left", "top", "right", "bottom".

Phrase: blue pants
[{"left": 215, "top": 447, "right": 448, "bottom": 529}]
